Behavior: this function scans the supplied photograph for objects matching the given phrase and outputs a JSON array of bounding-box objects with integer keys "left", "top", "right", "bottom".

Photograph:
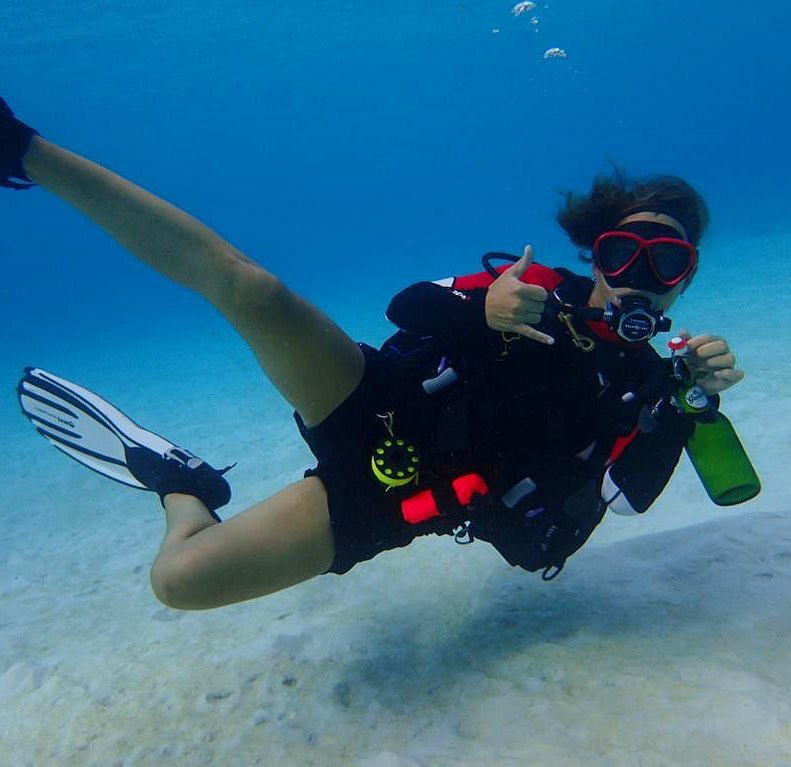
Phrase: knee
[
  {"left": 225, "top": 260, "right": 288, "bottom": 315},
  {"left": 149, "top": 552, "right": 208, "bottom": 611}
]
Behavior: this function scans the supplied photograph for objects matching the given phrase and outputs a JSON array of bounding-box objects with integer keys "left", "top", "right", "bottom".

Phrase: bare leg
[
  {"left": 22, "top": 137, "right": 364, "bottom": 426},
  {"left": 22, "top": 137, "right": 365, "bottom": 604},
  {"left": 151, "top": 477, "right": 335, "bottom": 610}
]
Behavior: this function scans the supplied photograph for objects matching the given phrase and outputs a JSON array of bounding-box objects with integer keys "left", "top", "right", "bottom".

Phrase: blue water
[
  {"left": 2, "top": 2, "right": 791, "bottom": 764},
  {"left": 3, "top": 0, "right": 790, "bottom": 348}
]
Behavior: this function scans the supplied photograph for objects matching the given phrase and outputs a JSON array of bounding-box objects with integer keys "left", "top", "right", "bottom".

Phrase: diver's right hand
[
  {"left": 0, "top": 97, "right": 39, "bottom": 190},
  {"left": 484, "top": 245, "right": 554, "bottom": 345}
]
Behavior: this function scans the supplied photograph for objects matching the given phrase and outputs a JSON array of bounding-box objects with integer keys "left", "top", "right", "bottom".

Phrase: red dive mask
[{"left": 592, "top": 230, "right": 697, "bottom": 295}]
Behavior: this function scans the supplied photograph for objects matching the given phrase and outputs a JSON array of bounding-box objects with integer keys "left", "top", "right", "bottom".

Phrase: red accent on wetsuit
[
  {"left": 401, "top": 489, "right": 440, "bottom": 524},
  {"left": 608, "top": 426, "right": 640, "bottom": 464},
  {"left": 451, "top": 263, "right": 564, "bottom": 292},
  {"left": 452, "top": 473, "right": 489, "bottom": 505}
]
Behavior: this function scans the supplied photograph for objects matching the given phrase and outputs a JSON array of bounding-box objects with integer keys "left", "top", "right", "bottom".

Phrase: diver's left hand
[{"left": 678, "top": 330, "right": 746, "bottom": 396}]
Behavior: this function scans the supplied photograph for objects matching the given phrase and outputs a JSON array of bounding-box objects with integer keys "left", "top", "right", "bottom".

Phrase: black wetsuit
[{"left": 297, "top": 264, "right": 696, "bottom": 576}]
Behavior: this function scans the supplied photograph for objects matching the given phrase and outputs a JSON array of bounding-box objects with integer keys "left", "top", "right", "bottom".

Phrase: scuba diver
[{"left": 3, "top": 97, "right": 746, "bottom": 609}]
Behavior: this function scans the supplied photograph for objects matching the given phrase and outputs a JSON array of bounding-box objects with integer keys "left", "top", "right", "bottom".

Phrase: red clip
[
  {"left": 401, "top": 489, "right": 440, "bottom": 524},
  {"left": 400, "top": 473, "right": 490, "bottom": 525},
  {"left": 452, "top": 473, "right": 489, "bottom": 505}
]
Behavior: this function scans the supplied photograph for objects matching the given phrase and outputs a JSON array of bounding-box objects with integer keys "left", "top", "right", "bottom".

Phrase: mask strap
[{"left": 615, "top": 212, "right": 688, "bottom": 240}]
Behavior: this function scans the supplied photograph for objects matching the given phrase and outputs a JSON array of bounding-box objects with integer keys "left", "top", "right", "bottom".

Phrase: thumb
[{"left": 507, "top": 244, "right": 534, "bottom": 279}]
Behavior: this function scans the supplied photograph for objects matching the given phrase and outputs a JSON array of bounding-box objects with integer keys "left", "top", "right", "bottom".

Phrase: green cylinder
[{"left": 680, "top": 385, "right": 761, "bottom": 506}]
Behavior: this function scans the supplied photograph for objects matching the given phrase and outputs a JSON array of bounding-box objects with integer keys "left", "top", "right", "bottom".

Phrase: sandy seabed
[{"left": 1, "top": 232, "right": 790, "bottom": 767}]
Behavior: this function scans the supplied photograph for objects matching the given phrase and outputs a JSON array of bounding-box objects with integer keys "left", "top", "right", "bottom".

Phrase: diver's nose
[{"left": 622, "top": 250, "right": 652, "bottom": 289}]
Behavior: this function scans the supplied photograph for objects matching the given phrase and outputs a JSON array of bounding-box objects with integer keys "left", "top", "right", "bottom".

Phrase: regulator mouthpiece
[{"left": 603, "top": 295, "right": 671, "bottom": 343}]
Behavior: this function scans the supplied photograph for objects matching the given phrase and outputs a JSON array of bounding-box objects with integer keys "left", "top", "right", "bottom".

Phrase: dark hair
[{"left": 556, "top": 169, "right": 709, "bottom": 261}]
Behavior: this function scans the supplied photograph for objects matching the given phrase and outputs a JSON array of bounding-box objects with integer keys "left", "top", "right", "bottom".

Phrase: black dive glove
[{"left": 0, "top": 97, "right": 38, "bottom": 190}]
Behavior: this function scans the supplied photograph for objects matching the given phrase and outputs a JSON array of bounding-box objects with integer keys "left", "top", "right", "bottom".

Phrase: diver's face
[
  {"left": 587, "top": 211, "right": 695, "bottom": 311},
  {"left": 589, "top": 265, "right": 689, "bottom": 311}
]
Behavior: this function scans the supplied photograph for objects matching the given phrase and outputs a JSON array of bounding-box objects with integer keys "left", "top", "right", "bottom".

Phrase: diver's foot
[
  {"left": 125, "top": 445, "right": 233, "bottom": 520},
  {"left": 18, "top": 367, "right": 234, "bottom": 520}
]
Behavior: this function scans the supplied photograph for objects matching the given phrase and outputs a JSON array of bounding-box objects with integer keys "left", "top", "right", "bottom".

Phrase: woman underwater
[{"left": 2, "top": 97, "right": 745, "bottom": 609}]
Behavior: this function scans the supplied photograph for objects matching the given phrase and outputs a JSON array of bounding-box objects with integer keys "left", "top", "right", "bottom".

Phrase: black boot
[{"left": 0, "top": 97, "right": 39, "bottom": 189}]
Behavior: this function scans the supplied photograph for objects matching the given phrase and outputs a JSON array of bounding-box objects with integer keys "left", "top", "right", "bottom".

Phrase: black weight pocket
[{"left": 475, "top": 475, "right": 607, "bottom": 580}]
